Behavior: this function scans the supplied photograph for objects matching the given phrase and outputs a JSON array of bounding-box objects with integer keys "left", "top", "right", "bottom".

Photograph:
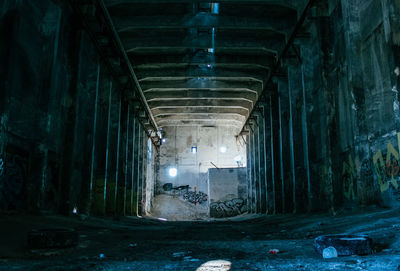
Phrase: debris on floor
[{"left": 322, "top": 246, "right": 338, "bottom": 259}]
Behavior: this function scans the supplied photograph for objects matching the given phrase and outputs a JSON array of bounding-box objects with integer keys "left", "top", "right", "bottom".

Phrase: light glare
[{"left": 169, "top": 167, "right": 177, "bottom": 177}]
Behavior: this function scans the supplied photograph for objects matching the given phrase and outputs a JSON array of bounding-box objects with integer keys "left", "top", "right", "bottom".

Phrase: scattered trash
[
  {"left": 323, "top": 246, "right": 338, "bottom": 259},
  {"left": 30, "top": 249, "right": 62, "bottom": 257},
  {"left": 269, "top": 249, "right": 279, "bottom": 254},
  {"left": 183, "top": 256, "right": 200, "bottom": 262},
  {"left": 173, "top": 251, "right": 191, "bottom": 257},
  {"left": 99, "top": 253, "right": 105, "bottom": 259},
  {"left": 129, "top": 243, "right": 137, "bottom": 248}
]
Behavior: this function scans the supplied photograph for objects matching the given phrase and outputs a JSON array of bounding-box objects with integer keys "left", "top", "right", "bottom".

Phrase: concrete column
[
  {"left": 136, "top": 125, "right": 143, "bottom": 216},
  {"left": 301, "top": 62, "right": 312, "bottom": 211},
  {"left": 104, "top": 81, "right": 113, "bottom": 215},
  {"left": 253, "top": 113, "right": 266, "bottom": 214},
  {"left": 253, "top": 119, "right": 261, "bottom": 213},
  {"left": 269, "top": 98, "right": 276, "bottom": 214},
  {"left": 250, "top": 123, "right": 257, "bottom": 213},
  {"left": 287, "top": 67, "right": 297, "bottom": 213},
  {"left": 259, "top": 111, "right": 268, "bottom": 214},
  {"left": 278, "top": 95, "right": 285, "bottom": 213},
  {"left": 129, "top": 113, "right": 137, "bottom": 215},
  {"left": 89, "top": 64, "right": 100, "bottom": 213},
  {"left": 246, "top": 132, "right": 252, "bottom": 213}
]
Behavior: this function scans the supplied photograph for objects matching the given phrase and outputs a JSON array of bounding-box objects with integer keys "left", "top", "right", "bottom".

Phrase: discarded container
[
  {"left": 314, "top": 234, "right": 372, "bottom": 256},
  {"left": 269, "top": 249, "right": 279, "bottom": 254},
  {"left": 323, "top": 246, "right": 338, "bottom": 259}
]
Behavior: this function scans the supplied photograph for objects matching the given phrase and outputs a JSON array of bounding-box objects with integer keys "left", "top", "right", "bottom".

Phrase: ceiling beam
[
  {"left": 121, "top": 32, "right": 285, "bottom": 54},
  {"left": 139, "top": 77, "right": 263, "bottom": 93},
  {"left": 130, "top": 52, "right": 276, "bottom": 68},
  {"left": 151, "top": 107, "right": 250, "bottom": 118},
  {"left": 105, "top": 0, "right": 302, "bottom": 10},
  {"left": 113, "top": 13, "right": 295, "bottom": 33},
  {"left": 148, "top": 99, "right": 254, "bottom": 111},
  {"left": 156, "top": 113, "right": 246, "bottom": 122},
  {"left": 144, "top": 88, "right": 257, "bottom": 102},
  {"left": 135, "top": 65, "right": 269, "bottom": 83},
  {"left": 158, "top": 119, "right": 244, "bottom": 129}
]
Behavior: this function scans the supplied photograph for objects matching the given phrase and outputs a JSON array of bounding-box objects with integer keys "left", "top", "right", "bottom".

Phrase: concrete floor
[{"left": 1, "top": 207, "right": 400, "bottom": 270}]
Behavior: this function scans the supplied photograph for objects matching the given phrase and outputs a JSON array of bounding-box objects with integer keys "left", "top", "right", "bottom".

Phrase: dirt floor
[{"left": 0, "top": 206, "right": 400, "bottom": 270}]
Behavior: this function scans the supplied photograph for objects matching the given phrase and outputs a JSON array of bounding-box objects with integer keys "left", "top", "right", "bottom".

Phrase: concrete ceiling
[{"left": 104, "top": 0, "right": 307, "bottom": 132}]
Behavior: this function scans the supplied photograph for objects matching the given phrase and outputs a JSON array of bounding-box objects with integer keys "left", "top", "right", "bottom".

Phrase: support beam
[
  {"left": 148, "top": 98, "right": 253, "bottom": 108},
  {"left": 139, "top": 77, "right": 263, "bottom": 93},
  {"left": 145, "top": 89, "right": 257, "bottom": 102},
  {"left": 130, "top": 53, "right": 276, "bottom": 69},
  {"left": 121, "top": 30, "right": 285, "bottom": 55},
  {"left": 113, "top": 13, "right": 296, "bottom": 33},
  {"left": 135, "top": 65, "right": 269, "bottom": 83},
  {"left": 151, "top": 107, "right": 249, "bottom": 118}
]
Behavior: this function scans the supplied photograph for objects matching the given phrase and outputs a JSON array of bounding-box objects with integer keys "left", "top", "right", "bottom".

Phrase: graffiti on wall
[
  {"left": 373, "top": 132, "right": 400, "bottom": 192},
  {"left": 163, "top": 183, "right": 208, "bottom": 205},
  {"left": 210, "top": 198, "right": 247, "bottom": 218},
  {"left": 183, "top": 191, "right": 208, "bottom": 204},
  {"left": 342, "top": 155, "right": 359, "bottom": 200}
]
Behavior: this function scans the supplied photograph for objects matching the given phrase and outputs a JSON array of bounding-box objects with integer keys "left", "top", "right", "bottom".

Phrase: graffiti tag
[
  {"left": 210, "top": 198, "right": 247, "bottom": 218},
  {"left": 342, "top": 155, "right": 356, "bottom": 200},
  {"left": 373, "top": 133, "right": 400, "bottom": 192}
]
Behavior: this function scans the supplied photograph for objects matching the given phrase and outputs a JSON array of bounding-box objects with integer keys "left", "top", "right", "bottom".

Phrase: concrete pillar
[
  {"left": 104, "top": 82, "right": 113, "bottom": 215},
  {"left": 300, "top": 61, "right": 312, "bottom": 211},
  {"left": 89, "top": 64, "right": 101, "bottom": 214},
  {"left": 250, "top": 122, "right": 257, "bottom": 213},
  {"left": 278, "top": 95, "right": 285, "bottom": 213},
  {"left": 268, "top": 97, "right": 276, "bottom": 214},
  {"left": 129, "top": 112, "right": 137, "bottom": 215},
  {"left": 246, "top": 131, "right": 252, "bottom": 213},
  {"left": 287, "top": 67, "right": 297, "bottom": 213},
  {"left": 136, "top": 125, "right": 143, "bottom": 216}
]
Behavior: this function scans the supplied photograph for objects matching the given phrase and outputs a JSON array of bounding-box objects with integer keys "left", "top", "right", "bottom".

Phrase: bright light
[
  {"left": 158, "top": 217, "right": 168, "bottom": 221},
  {"left": 220, "top": 146, "right": 227, "bottom": 153},
  {"left": 196, "top": 260, "right": 232, "bottom": 271},
  {"left": 169, "top": 167, "right": 177, "bottom": 177},
  {"left": 162, "top": 138, "right": 166, "bottom": 143},
  {"left": 211, "top": 3, "right": 220, "bottom": 14},
  {"left": 234, "top": 155, "right": 242, "bottom": 162},
  {"left": 72, "top": 207, "right": 78, "bottom": 214},
  {"left": 191, "top": 146, "right": 197, "bottom": 153}
]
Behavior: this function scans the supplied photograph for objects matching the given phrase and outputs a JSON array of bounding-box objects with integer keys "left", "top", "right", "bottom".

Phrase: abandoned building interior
[{"left": 1, "top": 0, "right": 400, "bottom": 270}]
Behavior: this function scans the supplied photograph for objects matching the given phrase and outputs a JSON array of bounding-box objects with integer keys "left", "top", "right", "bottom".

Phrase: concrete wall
[
  {"left": 153, "top": 125, "right": 246, "bottom": 219},
  {"left": 208, "top": 167, "right": 247, "bottom": 218},
  {"left": 0, "top": 0, "right": 154, "bottom": 216},
  {"left": 246, "top": 0, "right": 400, "bottom": 215}
]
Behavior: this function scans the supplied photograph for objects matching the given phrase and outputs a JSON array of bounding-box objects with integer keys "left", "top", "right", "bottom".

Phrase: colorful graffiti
[
  {"left": 373, "top": 133, "right": 400, "bottom": 192},
  {"left": 210, "top": 198, "right": 247, "bottom": 218}
]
